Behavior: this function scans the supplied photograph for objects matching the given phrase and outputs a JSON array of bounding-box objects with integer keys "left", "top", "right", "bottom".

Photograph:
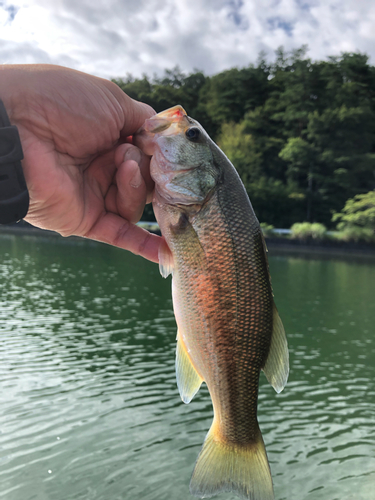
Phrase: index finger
[{"left": 85, "top": 211, "right": 161, "bottom": 263}]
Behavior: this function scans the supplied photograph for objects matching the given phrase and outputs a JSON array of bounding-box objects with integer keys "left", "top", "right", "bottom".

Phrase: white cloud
[{"left": 0, "top": 0, "right": 374, "bottom": 80}]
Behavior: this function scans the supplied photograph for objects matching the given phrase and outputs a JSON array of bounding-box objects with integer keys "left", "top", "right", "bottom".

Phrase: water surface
[{"left": 0, "top": 234, "right": 374, "bottom": 500}]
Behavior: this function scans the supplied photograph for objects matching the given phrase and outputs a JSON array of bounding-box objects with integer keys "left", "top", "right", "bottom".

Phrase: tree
[
  {"left": 203, "top": 65, "right": 270, "bottom": 127},
  {"left": 306, "top": 106, "right": 375, "bottom": 223},
  {"left": 279, "top": 137, "right": 317, "bottom": 221},
  {"left": 112, "top": 67, "right": 208, "bottom": 117},
  {"left": 217, "top": 122, "right": 262, "bottom": 185},
  {"left": 332, "top": 190, "right": 375, "bottom": 229},
  {"left": 113, "top": 49, "right": 375, "bottom": 228}
]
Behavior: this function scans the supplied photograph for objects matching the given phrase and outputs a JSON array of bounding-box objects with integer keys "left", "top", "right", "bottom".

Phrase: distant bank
[
  {"left": 0, "top": 220, "right": 161, "bottom": 238},
  {"left": 1, "top": 221, "right": 374, "bottom": 260},
  {"left": 265, "top": 237, "right": 375, "bottom": 260}
]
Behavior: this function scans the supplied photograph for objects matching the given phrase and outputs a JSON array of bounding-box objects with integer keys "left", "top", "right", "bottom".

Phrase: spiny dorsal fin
[
  {"left": 263, "top": 302, "right": 289, "bottom": 393},
  {"left": 176, "top": 331, "right": 203, "bottom": 404}
]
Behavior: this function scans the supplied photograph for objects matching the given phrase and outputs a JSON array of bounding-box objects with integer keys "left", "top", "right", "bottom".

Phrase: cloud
[{"left": 0, "top": 0, "right": 375, "bottom": 80}]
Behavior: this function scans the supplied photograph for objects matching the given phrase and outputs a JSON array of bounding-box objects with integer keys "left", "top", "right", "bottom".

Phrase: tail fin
[{"left": 190, "top": 421, "right": 274, "bottom": 500}]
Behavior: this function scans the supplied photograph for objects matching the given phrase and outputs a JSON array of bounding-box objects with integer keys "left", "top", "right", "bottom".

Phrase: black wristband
[{"left": 0, "top": 99, "right": 29, "bottom": 224}]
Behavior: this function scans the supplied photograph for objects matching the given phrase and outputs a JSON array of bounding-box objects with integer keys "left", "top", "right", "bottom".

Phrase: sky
[{"left": 0, "top": 0, "right": 375, "bottom": 80}]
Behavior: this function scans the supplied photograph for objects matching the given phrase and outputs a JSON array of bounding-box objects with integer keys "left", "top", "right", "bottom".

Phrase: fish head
[{"left": 134, "top": 105, "right": 220, "bottom": 206}]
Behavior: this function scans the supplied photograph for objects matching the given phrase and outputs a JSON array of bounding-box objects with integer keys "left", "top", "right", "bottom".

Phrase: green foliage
[
  {"left": 332, "top": 191, "right": 375, "bottom": 242},
  {"left": 247, "top": 177, "right": 304, "bottom": 228},
  {"left": 260, "top": 223, "right": 275, "bottom": 238},
  {"left": 279, "top": 137, "right": 315, "bottom": 168},
  {"left": 335, "top": 226, "right": 375, "bottom": 243},
  {"left": 217, "top": 122, "right": 262, "bottom": 184},
  {"left": 112, "top": 67, "right": 214, "bottom": 133},
  {"left": 290, "top": 222, "right": 328, "bottom": 240},
  {"left": 203, "top": 65, "right": 270, "bottom": 127},
  {"left": 113, "top": 49, "right": 375, "bottom": 228}
]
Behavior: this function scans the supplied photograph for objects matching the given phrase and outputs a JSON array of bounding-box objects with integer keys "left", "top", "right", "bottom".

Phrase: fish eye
[{"left": 185, "top": 127, "right": 201, "bottom": 141}]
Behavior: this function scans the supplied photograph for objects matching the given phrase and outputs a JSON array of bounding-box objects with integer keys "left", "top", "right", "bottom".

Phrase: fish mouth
[
  {"left": 141, "top": 105, "right": 189, "bottom": 134},
  {"left": 134, "top": 105, "right": 190, "bottom": 155},
  {"left": 156, "top": 105, "right": 187, "bottom": 120}
]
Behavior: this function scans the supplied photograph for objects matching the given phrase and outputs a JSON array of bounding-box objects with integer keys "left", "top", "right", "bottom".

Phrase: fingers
[
  {"left": 113, "top": 144, "right": 154, "bottom": 224},
  {"left": 124, "top": 99, "right": 156, "bottom": 137},
  {"left": 115, "top": 156, "right": 147, "bottom": 224},
  {"left": 115, "top": 143, "right": 154, "bottom": 199},
  {"left": 85, "top": 212, "right": 161, "bottom": 263},
  {"left": 84, "top": 141, "right": 160, "bottom": 262}
]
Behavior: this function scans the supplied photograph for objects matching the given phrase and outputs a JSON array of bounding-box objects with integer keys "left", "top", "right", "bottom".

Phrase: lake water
[{"left": 0, "top": 233, "right": 374, "bottom": 500}]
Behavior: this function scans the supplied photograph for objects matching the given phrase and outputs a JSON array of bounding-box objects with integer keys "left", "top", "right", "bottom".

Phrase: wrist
[{"left": 0, "top": 94, "right": 29, "bottom": 223}]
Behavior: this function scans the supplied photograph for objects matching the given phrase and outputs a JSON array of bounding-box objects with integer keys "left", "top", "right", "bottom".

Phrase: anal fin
[
  {"left": 263, "top": 302, "right": 289, "bottom": 393},
  {"left": 176, "top": 331, "right": 203, "bottom": 404}
]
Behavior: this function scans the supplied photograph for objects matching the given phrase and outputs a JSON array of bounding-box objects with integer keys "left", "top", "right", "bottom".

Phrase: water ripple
[{"left": 0, "top": 236, "right": 374, "bottom": 500}]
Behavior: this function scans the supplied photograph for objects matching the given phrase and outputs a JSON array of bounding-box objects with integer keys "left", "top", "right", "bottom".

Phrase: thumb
[{"left": 105, "top": 80, "right": 156, "bottom": 137}]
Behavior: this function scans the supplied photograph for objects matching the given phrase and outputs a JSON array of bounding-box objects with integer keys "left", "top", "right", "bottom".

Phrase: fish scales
[
  {"left": 134, "top": 105, "right": 289, "bottom": 500},
  {"left": 180, "top": 185, "right": 272, "bottom": 444}
]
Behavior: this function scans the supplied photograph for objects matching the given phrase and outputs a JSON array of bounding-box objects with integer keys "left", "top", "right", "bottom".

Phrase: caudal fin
[{"left": 190, "top": 421, "right": 274, "bottom": 500}]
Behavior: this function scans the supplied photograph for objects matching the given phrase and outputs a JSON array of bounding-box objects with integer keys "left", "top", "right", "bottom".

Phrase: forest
[{"left": 113, "top": 47, "right": 375, "bottom": 231}]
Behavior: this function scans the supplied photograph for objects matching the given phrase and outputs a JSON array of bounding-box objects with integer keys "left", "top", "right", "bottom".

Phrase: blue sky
[{"left": 0, "top": 0, "right": 374, "bottom": 79}]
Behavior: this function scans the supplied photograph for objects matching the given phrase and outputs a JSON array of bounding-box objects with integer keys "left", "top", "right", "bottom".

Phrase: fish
[{"left": 134, "top": 105, "right": 289, "bottom": 500}]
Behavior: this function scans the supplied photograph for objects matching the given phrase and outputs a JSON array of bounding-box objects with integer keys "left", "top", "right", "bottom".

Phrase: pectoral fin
[
  {"left": 176, "top": 331, "right": 203, "bottom": 404},
  {"left": 158, "top": 237, "right": 174, "bottom": 278},
  {"left": 263, "top": 302, "right": 289, "bottom": 393}
]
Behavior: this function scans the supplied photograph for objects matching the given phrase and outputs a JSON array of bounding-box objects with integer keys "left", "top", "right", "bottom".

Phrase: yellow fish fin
[
  {"left": 262, "top": 302, "right": 289, "bottom": 393},
  {"left": 158, "top": 237, "right": 174, "bottom": 278},
  {"left": 176, "top": 331, "right": 203, "bottom": 404},
  {"left": 190, "top": 420, "right": 274, "bottom": 500}
]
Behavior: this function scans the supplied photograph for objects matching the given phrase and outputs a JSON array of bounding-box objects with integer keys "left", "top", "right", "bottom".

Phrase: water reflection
[
  {"left": 0, "top": 234, "right": 374, "bottom": 500},
  {"left": 268, "top": 255, "right": 375, "bottom": 500}
]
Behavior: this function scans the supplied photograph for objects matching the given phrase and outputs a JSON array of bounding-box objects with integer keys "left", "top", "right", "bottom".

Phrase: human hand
[{"left": 0, "top": 64, "right": 160, "bottom": 262}]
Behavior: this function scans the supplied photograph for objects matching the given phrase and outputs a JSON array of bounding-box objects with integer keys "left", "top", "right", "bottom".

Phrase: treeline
[{"left": 113, "top": 47, "right": 375, "bottom": 228}]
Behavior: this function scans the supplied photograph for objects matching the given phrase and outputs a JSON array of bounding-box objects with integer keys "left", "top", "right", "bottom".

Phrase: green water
[{"left": 0, "top": 234, "right": 374, "bottom": 500}]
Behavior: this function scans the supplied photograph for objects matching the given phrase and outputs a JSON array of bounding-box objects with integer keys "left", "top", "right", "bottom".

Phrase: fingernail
[
  {"left": 124, "top": 146, "right": 141, "bottom": 164},
  {"left": 130, "top": 168, "right": 143, "bottom": 188}
]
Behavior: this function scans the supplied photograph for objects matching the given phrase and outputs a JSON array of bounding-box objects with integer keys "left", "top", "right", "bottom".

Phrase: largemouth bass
[{"left": 134, "top": 106, "right": 289, "bottom": 500}]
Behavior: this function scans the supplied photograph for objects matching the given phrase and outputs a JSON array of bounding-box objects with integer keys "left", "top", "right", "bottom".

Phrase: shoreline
[
  {"left": 265, "top": 236, "right": 375, "bottom": 260},
  {"left": 1, "top": 222, "right": 374, "bottom": 260}
]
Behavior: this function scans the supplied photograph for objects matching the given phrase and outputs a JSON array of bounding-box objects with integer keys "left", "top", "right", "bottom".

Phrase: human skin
[{"left": 0, "top": 64, "right": 161, "bottom": 262}]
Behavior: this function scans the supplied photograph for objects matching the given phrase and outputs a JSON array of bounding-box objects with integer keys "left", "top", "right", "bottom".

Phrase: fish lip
[
  {"left": 155, "top": 105, "right": 187, "bottom": 120},
  {"left": 142, "top": 117, "right": 171, "bottom": 134},
  {"left": 138, "top": 105, "right": 189, "bottom": 135}
]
